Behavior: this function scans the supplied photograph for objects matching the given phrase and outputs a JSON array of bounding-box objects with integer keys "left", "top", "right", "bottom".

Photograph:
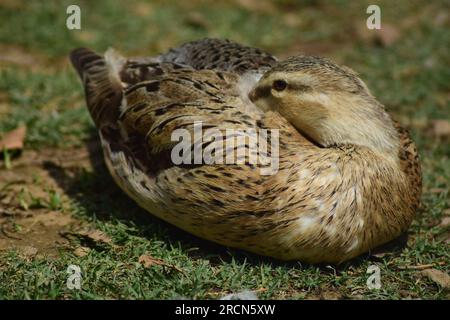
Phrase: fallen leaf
[
  {"left": 184, "top": 12, "right": 209, "bottom": 29},
  {"left": 399, "top": 290, "right": 418, "bottom": 298},
  {"left": 75, "top": 31, "right": 97, "bottom": 42},
  {"left": 371, "top": 251, "right": 390, "bottom": 258},
  {"left": 74, "top": 246, "right": 91, "bottom": 257},
  {"left": 129, "top": 2, "right": 153, "bottom": 17},
  {"left": 61, "top": 228, "right": 114, "bottom": 247},
  {"left": 139, "top": 254, "right": 169, "bottom": 267},
  {"left": 0, "top": 126, "right": 26, "bottom": 151},
  {"left": 356, "top": 22, "right": 401, "bottom": 47},
  {"left": 421, "top": 269, "right": 450, "bottom": 289},
  {"left": 79, "top": 229, "right": 112, "bottom": 244},
  {"left": 138, "top": 254, "right": 183, "bottom": 273},
  {"left": 284, "top": 13, "right": 302, "bottom": 28},
  {"left": 376, "top": 23, "right": 401, "bottom": 47},
  {"left": 431, "top": 120, "right": 450, "bottom": 138},
  {"left": 439, "top": 216, "right": 450, "bottom": 228}
]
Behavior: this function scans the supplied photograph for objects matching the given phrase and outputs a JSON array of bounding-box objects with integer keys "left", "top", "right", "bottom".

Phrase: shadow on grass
[{"left": 44, "top": 135, "right": 409, "bottom": 272}]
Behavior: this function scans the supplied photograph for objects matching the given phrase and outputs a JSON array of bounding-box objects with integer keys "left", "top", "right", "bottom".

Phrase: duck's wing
[
  {"left": 119, "top": 38, "right": 277, "bottom": 77},
  {"left": 69, "top": 45, "right": 303, "bottom": 174},
  {"left": 156, "top": 38, "right": 278, "bottom": 74},
  {"left": 70, "top": 48, "right": 124, "bottom": 128}
]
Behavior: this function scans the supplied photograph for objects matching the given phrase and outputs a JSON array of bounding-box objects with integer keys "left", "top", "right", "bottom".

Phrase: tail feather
[{"left": 69, "top": 47, "right": 124, "bottom": 128}]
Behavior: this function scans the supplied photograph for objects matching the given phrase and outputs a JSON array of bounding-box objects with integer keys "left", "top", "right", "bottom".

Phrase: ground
[{"left": 0, "top": 0, "right": 449, "bottom": 299}]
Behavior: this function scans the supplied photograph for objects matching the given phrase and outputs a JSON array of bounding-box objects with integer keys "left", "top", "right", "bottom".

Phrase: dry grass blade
[{"left": 397, "top": 261, "right": 446, "bottom": 270}]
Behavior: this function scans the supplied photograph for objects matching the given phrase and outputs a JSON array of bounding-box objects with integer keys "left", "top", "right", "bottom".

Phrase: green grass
[{"left": 0, "top": 0, "right": 449, "bottom": 299}]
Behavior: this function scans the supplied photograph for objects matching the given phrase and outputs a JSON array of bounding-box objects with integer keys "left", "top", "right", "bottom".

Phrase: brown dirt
[
  {"left": 0, "top": 44, "right": 70, "bottom": 72},
  {"left": 0, "top": 143, "right": 100, "bottom": 257}
]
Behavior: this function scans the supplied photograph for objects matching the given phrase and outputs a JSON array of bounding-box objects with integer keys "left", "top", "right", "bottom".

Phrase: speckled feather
[{"left": 70, "top": 38, "right": 421, "bottom": 263}]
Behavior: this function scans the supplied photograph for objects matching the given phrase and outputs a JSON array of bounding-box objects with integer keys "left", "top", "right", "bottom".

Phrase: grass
[{"left": 0, "top": 0, "right": 449, "bottom": 299}]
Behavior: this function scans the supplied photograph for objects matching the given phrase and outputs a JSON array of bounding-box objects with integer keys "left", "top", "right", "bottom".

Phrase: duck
[{"left": 69, "top": 38, "right": 421, "bottom": 264}]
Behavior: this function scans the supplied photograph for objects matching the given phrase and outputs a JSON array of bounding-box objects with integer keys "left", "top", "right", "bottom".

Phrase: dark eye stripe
[
  {"left": 251, "top": 85, "right": 271, "bottom": 100},
  {"left": 290, "top": 83, "right": 311, "bottom": 92}
]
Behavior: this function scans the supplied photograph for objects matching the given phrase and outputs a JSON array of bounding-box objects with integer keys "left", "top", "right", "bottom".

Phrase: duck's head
[{"left": 249, "top": 56, "right": 399, "bottom": 154}]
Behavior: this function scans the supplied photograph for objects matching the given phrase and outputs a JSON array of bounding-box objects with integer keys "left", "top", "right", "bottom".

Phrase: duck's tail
[{"left": 69, "top": 47, "right": 125, "bottom": 128}]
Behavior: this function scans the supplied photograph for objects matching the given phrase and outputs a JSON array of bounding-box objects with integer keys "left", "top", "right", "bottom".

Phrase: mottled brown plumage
[{"left": 70, "top": 38, "right": 421, "bottom": 263}]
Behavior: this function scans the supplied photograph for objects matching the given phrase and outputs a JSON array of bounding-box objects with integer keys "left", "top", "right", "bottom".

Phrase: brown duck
[{"left": 70, "top": 38, "right": 421, "bottom": 263}]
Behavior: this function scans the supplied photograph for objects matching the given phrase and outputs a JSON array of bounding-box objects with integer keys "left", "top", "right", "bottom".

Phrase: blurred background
[{"left": 0, "top": 0, "right": 448, "bottom": 299}]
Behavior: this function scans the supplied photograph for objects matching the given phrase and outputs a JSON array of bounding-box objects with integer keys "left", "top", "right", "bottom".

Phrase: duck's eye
[{"left": 272, "top": 80, "right": 287, "bottom": 91}]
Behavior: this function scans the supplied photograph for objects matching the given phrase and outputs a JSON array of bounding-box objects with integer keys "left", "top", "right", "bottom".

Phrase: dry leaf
[
  {"left": 138, "top": 254, "right": 183, "bottom": 273},
  {"left": 439, "top": 216, "right": 450, "bottom": 228},
  {"left": 376, "top": 23, "right": 401, "bottom": 47},
  {"left": 79, "top": 229, "right": 112, "bottom": 244},
  {"left": 62, "top": 228, "right": 114, "bottom": 247},
  {"left": 75, "top": 31, "right": 97, "bottom": 42},
  {"left": 284, "top": 13, "right": 302, "bottom": 28},
  {"left": 356, "top": 22, "right": 401, "bottom": 47},
  {"left": 139, "top": 254, "right": 169, "bottom": 268},
  {"left": 371, "top": 251, "right": 390, "bottom": 258},
  {"left": 185, "top": 12, "right": 209, "bottom": 29},
  {"left": 0, "top": 126, "right": 26, "bottom": 150},
  {"left": 74, "top": 246, "right": 91, "bottom": 257},
  {"left": 431, "top": 120, "right": 450, "bottom": 138},
  {"left": 399, "top": 290, "right": 418, "bottom": 298},
  {"left": 421, "top": 269, "right": 450, "bottom": 289},
  {"left": 130, "top": 2, "right": 153, "bottom": 17}
]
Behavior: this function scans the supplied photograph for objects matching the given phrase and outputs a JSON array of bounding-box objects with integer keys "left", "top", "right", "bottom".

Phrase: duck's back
[{"left": 158, "top": 38, "right": 277, "bottom": 73}]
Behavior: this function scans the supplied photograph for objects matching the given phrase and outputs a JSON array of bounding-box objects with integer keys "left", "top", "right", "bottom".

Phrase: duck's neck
[
  {"left": 293, "top": 103, "right": 400, "bottom": 160},
  {"left": 324, "top": 117, "right": 399, "bottom": 156}
]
